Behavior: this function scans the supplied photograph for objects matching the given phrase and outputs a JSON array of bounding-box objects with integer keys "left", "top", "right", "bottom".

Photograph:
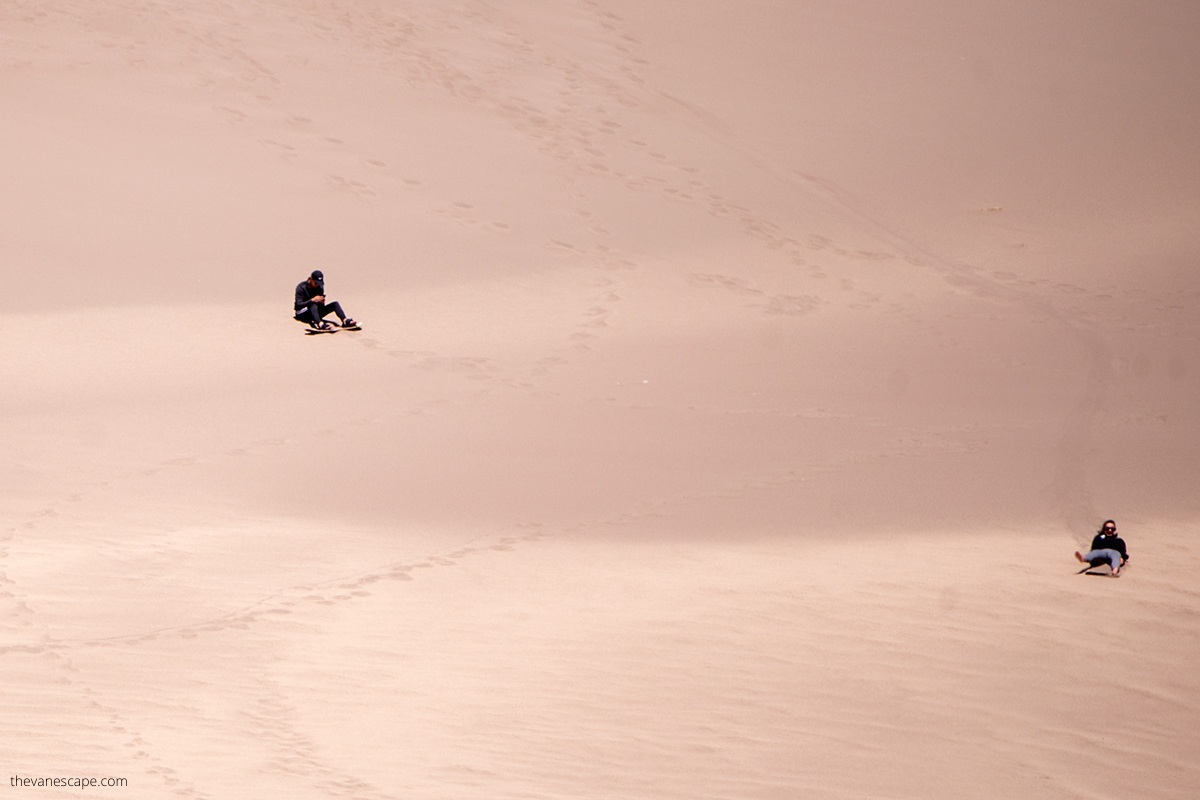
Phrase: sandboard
[
  {"left": 304, "top": 324, "right": 362, "bottom": 335},
  {"left": 1076, "top": 563, "right": 1124, "bottom": 577}
]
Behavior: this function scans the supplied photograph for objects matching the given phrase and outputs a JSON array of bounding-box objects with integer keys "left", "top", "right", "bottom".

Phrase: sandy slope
[{"left": 3, "top": 1, "right": 1199, "bottom": 798}]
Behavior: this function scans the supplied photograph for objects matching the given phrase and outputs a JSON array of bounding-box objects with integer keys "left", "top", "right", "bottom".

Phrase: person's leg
[
  {"left": 1100, "top": 549, "right": 1121, "bottom": 572},
  {"left": 323, "top": 300, "right": 347, "bottom": 324},
  {"left": 1081, "top": 549, "right": 1121, "bottom": 573},
  {"left": 309, "top": 301, "right": 335, "bottom": 328}
]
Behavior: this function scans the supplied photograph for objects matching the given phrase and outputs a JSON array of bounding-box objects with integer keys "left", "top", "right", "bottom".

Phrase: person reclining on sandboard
[{"left": 1075, "top": 519, "right": 1129, "bottom": 577}]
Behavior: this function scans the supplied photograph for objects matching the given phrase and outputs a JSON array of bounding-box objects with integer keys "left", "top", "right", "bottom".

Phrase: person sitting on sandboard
[{"left": 294, "top": 269, "right": 357, "bottom": 330}]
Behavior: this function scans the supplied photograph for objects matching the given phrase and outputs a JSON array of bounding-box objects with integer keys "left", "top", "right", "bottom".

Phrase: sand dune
[{"left": 3, "top": 1, "right": 1199, "bottom": 798}]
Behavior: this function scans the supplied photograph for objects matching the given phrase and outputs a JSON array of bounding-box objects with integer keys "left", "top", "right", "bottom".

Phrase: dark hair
[{"left": 1099, "top": 519, "right": 1116, "bottom": 534}]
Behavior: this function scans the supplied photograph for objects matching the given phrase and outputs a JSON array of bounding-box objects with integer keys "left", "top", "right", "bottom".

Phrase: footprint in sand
[
  {"left": 758, "top": 294, "right": 825, "bottom": 317},
  {"left": 544, "top": 239, "right": 579, "bottom": 254},
  {"left": 260, "top": 139, "right": 298, "bottom": 159},
  {"left": 326, "top": 174, "right": 376, "bottom": 198},
  {"left": 688, "top": 273, "right": 763, "bottom": 296},
  {"left": 215, "top": 106, "right": 248, "bottom": 123}
]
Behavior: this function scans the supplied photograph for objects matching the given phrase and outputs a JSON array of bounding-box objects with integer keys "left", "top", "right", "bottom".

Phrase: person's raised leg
[
  {"left": 1083, "top": 548, "right": 1122, "bottom": 575},
  {"left": 324, "top": 301, "right": 349, "bottom": 325},
  {"left": 307, "top": 302, "right": 331, "bottom": 329},
  {"left": 305, "top": 303, "right": 319, "bottom": 328}
]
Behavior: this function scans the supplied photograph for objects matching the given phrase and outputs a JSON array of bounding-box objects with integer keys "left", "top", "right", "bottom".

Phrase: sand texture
[{"left": 3, "top": 1, "right": 1199, "bottom": 798}]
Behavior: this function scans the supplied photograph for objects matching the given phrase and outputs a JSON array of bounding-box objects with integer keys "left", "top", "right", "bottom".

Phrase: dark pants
[{"left": 295, "top": 301, "right": 345, "bottom": 327}]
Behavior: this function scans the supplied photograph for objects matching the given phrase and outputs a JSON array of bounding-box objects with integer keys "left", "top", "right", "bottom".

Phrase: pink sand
[{"left": 3, "top": 2, "right": 1198, "bottom": 798}]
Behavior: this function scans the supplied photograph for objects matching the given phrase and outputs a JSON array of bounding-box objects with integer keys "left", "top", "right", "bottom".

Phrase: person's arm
[{"left": 296, "top": 283, "right": 325, "bottom": 307}]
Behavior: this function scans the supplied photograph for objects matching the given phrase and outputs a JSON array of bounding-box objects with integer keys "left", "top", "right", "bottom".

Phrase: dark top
[
  {"left": 1090, "top": 534, "right": 1129, "bottom": 561},
  {"left": 295, "top": 279, "right": 324, "bottom": 311}
]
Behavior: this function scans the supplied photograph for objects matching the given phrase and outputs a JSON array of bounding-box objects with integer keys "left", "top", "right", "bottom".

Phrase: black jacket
[
  {"left": 1090, "top": 534, "right": 1129, "bottom": 561},
  {"left": 295, "top": 279, "right": 324, "bottom": 311}
]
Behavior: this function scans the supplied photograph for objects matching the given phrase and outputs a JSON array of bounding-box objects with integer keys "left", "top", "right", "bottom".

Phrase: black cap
[{"left": 311, "top": 270, "right": 324, "bottom": 282}]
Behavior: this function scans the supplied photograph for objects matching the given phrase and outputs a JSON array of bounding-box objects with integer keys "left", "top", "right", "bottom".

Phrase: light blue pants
[{"left": 1083, "top": 548, "right": 1122, "bottom": 571}]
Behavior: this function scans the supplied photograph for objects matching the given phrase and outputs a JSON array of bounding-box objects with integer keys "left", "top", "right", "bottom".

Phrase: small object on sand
[{"left": 304, "top": 324, "right": 361, "bottom": 335}]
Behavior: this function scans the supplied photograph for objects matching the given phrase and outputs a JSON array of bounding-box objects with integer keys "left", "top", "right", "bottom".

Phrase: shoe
[
  {"left": 342, "top": 319, "right": 357, "bottom": 328},
  {"left": 314, "top": 322, "right": 332, "bottom": 330}
]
